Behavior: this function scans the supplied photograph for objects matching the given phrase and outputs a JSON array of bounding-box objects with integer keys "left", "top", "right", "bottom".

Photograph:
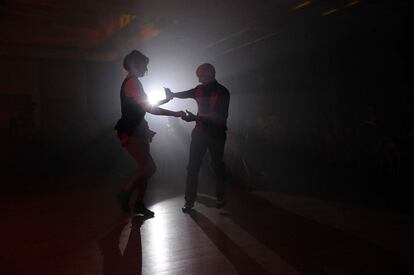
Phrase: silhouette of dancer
[
  {"left": 115, "top": 50, "right": 185, "bottom": 216},
  {"left": 165, "top": 63, "right": 230, "bottom": 211}
]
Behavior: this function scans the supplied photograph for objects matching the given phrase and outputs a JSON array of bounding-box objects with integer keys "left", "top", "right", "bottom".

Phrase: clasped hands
[
  {"left": 175, "top": 110, "right": 197, "bottom": 122},
  {"left": 165, "top": 87, "right": 196, "bottom": 122}
]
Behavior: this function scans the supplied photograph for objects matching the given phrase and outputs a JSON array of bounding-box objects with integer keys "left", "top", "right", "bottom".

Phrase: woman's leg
[
  {"left": 135, "top": 153, "right": 156, "bottom": 202},
  {"left": 133, "top": 152, "right": 156, "bottom": 216},
  {"left": 118, "top": 140, "right": 155, "bottom": 213}
]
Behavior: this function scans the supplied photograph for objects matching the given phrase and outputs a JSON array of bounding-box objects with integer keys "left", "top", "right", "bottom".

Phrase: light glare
[{"left": 147, "top": 87, "right": 166, "bottom": 106}]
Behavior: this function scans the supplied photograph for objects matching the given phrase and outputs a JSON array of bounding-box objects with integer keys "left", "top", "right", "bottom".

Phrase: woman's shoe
[{"left": 133, "top": 201, "right": 155, "bottom": 217}]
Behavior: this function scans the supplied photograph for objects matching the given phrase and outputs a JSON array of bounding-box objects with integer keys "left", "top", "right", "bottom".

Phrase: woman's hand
[{"left": 175, "top": 111, "right": 186, "bottom": 118}]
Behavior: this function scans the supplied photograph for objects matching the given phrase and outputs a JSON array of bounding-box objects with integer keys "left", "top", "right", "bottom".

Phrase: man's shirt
[{"left": 178, "top": 80, "right": 230, "bottom": 133}]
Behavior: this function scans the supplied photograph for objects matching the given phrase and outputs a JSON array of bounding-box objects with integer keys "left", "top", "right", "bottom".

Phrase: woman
[{"left": 115, "top": 50, "right": 184, "bottom": 216}]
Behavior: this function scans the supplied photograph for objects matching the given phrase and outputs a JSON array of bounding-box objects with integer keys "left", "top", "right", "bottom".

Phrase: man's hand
[
  {"left": 164, "top": 87, "right": 174, "bottom": 101},
  {"left": 182, "top": 110, "right": 197, "bottom": 122}
]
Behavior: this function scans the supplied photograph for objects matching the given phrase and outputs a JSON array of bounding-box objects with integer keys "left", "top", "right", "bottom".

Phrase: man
[{"left": 165, "top": 63, "right": 230, "bottom": 211}]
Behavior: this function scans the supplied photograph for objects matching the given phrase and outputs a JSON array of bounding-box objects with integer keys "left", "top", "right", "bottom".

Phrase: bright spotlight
[{"left": 147, "top": 87, "right": 166, "bottom": 106}]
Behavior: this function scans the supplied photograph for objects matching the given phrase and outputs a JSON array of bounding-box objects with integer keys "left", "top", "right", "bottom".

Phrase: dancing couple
[{"left": 114, "top": 50, "right": 230, "bottom": 217}]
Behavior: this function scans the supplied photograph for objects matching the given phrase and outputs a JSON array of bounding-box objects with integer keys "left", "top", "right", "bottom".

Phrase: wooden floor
[{"left": 1, "top": 172, "right": 414, "bottom": 275}]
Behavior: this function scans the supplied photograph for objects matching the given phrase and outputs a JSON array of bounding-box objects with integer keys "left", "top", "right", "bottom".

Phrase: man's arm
[
  {"left": 183, "top": 111, "right": 224, "bottom": 124},
  {"left": 150, "top": 86, "right": 194, "bottom": 107},
  {"left": 183, "top": 111, "right": 217, "bottom": 123},
  {"left": 125, "top": 79, "right": 184, "bottom": 117},
  {"left": 165, "top": 87, "right": 196, "bottom": 100},
  {"left": 214, "top": 91, "right": 230, "bottom": 123},
  {"left": 183, "top": 92, "right": 230, "bottom": 124}
]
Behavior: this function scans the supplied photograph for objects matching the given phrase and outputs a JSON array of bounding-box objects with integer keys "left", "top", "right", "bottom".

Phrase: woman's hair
[{"left": 123, "top": 50, "right": 149, "bottom": 70}]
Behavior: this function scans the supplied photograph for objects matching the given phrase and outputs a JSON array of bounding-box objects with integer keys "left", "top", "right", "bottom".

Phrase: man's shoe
[
  {"left": 117, "top": 191, "right": 131, "bottom": 213},
  {"left": 133, "top": 201, "right": 155, "bottom": 217},
  {"left": 182, "top": 202, "right": 194, "bottom": 213},
  {"left": 216, "top": 200, "right": 225, "bottom": 209}
]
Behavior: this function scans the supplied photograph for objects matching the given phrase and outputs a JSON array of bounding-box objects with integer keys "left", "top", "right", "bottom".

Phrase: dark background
[{"left": 1, "top": 0, "right": 413, "bottom": 212}]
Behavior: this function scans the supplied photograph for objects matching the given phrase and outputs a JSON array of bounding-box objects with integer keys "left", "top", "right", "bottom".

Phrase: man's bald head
[{"left": 196, "top": 63, "right": 216, "bottom": 84}]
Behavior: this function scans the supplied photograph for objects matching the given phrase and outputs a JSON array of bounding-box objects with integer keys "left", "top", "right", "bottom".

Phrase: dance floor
[{"left": 1, "top": 172, "right": 413, "bottom": 275}]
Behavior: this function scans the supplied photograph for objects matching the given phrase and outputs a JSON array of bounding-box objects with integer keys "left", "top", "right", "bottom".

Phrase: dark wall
[
  {"left": 219, "top": 2, "right": 414, "bottom": 206},
  {"left": 223, "top": 1, "right": 412, "bottom": 141},
  {"left": 0, "top": 56, "right": 123, "bottom": 179},
  {"left": 85, "top": 60, "right": 123, "bottom": 129}
]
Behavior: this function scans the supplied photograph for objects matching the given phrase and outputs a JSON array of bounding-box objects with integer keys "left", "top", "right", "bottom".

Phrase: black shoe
[
  {"left": 182, "top": 202, "right": 194, "bottom": 213},
  {"left": 133, "top": 201, "right": 155, "bottom": 217},
  {"left": 117, "top": 191, "right": 131, "bottom": 213},
  {"left": 216, "top": 200, "right": 225, "bottom": 209}
]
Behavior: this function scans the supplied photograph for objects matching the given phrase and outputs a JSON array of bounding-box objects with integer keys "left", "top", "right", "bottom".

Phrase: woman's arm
[
  {"left": 151, "top": 97, "right": 171, "bottom": 107},
  {"left": 148, "top": 106, "right": 185, "bottom": 117},
  {"left": 125, "top": 79, "right": 185, "bottom": 117}
]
